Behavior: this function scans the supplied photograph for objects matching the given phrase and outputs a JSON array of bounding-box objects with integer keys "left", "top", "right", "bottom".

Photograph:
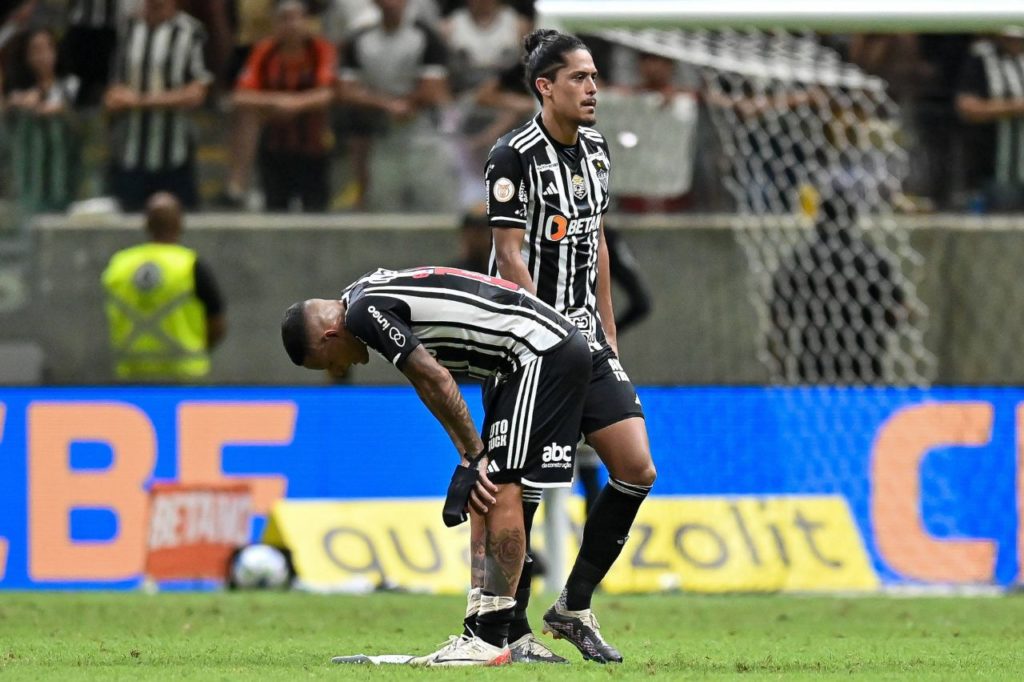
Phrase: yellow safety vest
[{"left": 101, "top": 242, "right": 210, "bottom": 381}]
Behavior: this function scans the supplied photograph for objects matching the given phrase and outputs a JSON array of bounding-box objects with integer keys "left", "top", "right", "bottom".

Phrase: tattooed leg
[
  {"left": 483, "top": 483, "right": 525, "bottom": 597},
  {"left": 462, "top": 510, "right": 487, "bottom": 636},
  {"left": 470, "top": 509, "right": 487, "bottom": 588},
  {"left": 474, "top": 482, "right": 523, "bottom": 648}
]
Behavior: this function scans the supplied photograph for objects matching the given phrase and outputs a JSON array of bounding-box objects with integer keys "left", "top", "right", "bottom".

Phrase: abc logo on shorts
[{"left": 542, "top": 442, "right": 572, "bottom": 465}]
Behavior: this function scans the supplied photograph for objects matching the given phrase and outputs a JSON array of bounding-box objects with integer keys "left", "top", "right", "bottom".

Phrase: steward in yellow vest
[{"left": 102, "top": 192, "right": 226, "bottom": 381}]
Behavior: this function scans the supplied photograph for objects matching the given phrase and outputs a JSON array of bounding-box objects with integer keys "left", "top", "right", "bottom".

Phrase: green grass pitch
[{"left": 1, "top": 591, "right": 1022, "bottom": 679}]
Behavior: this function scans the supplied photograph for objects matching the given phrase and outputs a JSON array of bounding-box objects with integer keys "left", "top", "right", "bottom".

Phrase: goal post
[{"left": 536, "top": 1, "right": 1024, "bottom": 32}]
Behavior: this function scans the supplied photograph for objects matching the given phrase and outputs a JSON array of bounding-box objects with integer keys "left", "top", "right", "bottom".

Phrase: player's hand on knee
[{"left": 468, "top": 459, "right": 498, "bottom": 515}]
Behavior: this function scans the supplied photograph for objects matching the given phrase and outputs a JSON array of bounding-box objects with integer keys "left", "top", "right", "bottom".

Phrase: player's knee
[
  {"left": 614, "top": 459, "right": 656, "bottom": 488},
  {"left": 635, "top": 462, "right": 657, "bottom": 488}
]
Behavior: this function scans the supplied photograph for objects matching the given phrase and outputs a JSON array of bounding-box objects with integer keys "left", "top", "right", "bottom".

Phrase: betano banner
[{"left": 0, "top": 386, "right": 1019, "bottom": 589}]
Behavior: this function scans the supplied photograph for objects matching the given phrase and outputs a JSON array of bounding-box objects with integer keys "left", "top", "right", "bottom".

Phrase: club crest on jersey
[
  {"left": 571, "top": 174, "right": 586, "bottom": 200},
  {"left": 592, "top": 158, "right": 609, "bottom": 191},
  {"left": 493, "top": 177, "right": 515, "bottom": 202},
  {"left": 567, "top": 308, "right": 595, "bottom": 341}
]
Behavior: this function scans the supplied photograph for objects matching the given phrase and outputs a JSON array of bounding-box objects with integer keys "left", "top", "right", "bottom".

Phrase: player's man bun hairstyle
[
  {"left": 281, "top": 301, "right": 309, "bottom": 366},
  {"left": 523, "top": 28, "right": 590, "bottom": 103}
]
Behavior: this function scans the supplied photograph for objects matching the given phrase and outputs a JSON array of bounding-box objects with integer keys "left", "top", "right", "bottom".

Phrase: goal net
[{"left": 601, "top": 28, "right": 936, "bottom": 387}]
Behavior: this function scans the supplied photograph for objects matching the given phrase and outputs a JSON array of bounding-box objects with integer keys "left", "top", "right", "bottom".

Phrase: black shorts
[
  {"left": 481, "top": 332, "right": 591, "bottom": 488},
  {"left": 580, "top": 343, "right": 646, "bottom": 435}
]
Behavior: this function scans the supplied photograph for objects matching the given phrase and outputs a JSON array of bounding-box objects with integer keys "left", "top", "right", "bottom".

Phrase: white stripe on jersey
[
  {"left": 528, "top": 161, "right": 546, "bottom": 286},
  {"left": 516, "top": 356, "right": 542, "bottom": 469},
  {"left": 419, "top": 340, "right": 518, "bottom": 374},
  {"left": 365, "top": 285, "right": 567, "bottom": 338},
  {"left": 511, "top": 126, "right": 543, "bottom": 152},
  {"left": 510, "top": 122, "right": 540, "bottom": 150},
  {"left": 557, "top": 155, "right": 577, "bottom": 312},
  {"left": 362, "top": 288, "right": 568, "bottom": 364}
]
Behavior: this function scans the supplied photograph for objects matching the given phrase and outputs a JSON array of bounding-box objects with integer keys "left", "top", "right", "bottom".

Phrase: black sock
[
  {"left": 462, "top": 614, "right": 476, "bottom": 638},
  {"left": 476, "top": 592, "right": 514, "bottom": 648},
  {"left": 564, "top": 478, "right": 651, "bottom": 611}
]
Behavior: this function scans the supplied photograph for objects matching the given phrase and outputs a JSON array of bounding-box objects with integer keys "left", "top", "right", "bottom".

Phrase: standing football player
[{"left": 469, "top": 29, "right": 658, "bottom": 664}]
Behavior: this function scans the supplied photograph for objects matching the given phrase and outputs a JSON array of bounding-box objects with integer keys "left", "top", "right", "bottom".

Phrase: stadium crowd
[{"left": 0, "top": 0, "right": 1023, "bottom": 216}]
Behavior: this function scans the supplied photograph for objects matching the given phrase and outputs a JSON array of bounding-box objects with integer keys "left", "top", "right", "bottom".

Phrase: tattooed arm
[
  {"left": 403, "top": 346, "right": 483, "bottom": 457},
  {"left": 403, "top": 346, "right": 498, "bottom": 513}
]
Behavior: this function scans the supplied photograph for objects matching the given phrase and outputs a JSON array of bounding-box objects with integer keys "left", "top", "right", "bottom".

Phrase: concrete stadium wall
[{"left": 19, "top": 212, "right": 1024, "bottom": 385}]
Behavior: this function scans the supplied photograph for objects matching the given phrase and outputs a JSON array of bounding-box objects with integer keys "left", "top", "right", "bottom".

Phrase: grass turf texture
[{"left": 0, "top": 592, "right": 1022, "bottom": 679}]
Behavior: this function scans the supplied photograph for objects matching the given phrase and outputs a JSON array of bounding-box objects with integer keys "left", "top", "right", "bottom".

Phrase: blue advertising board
[{"left": 0, "top": 386, "right": 1017, "bottom": 588}]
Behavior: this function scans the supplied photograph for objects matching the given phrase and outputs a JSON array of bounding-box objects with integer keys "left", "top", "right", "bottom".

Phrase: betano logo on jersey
[{"left": 545, "top": 214, "right": 600, "bottom": 242}]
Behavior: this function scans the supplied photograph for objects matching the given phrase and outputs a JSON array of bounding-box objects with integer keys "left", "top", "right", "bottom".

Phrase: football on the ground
[{"left": 227, "top": 544, "right": 293, "bottom": 590}]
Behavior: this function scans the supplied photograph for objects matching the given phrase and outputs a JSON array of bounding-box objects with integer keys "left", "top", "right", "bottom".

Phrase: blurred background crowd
[{"left": 2, "top": 0, "right": 1023, "bottom": 221}]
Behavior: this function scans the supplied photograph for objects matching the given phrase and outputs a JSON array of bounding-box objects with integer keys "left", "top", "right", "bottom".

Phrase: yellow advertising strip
[
  {"left": 599, "top": 496, "right": 879, "bottom": 593},
  {"left": 263, "top": 498, "right": 473, "bottom": 594},
  {"left": 263, "top": 495, "right": 878, "bottom": 594}
]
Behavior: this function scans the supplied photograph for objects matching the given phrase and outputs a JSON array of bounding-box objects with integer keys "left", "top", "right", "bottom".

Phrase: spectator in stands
[
  {"left": 613, "top": 49, "right": 698, "bottom": 213},
  {"left": 465, "top": 60, "right": 532, "bottom": 148},
  {"left": 914, "top": 34, "right": 972, "bottom": 209},
  {"left": 440, "top": 0, "right": 528, "bottom": 93},
  {"left": 60, "top": 0, "right": 120, "bottom": 107},
  {"left": 4, "top": 27, "right": 80, "bottom": 212},
  {"left": 178, "top": 0, "right": 233, "bottom": 92},
  {"left": 102, "top": 191, "right": 226, "bottom": 383},
  {"left": 335, "top": 0, "right": 451, "bottom": 211},
  {"left": 213, "top": 0, "right": 275, "bottom": 208},
  {"left": 449, "top": 59, "right": 531, "bottom": 207},
  {"left": 224, "top": 0, "right": 275, "bottom": 87},
  {"left": 848, "top": 33, "right": 966, "bottom": 209},
  {"left": 104, "top": 0, "right": 211, "bottom": 212},
  {"left": 438, "top": 0, "right": 534, "bottom": 22},
  {"left": 229, "top": 0, "right": 336, "bottom": 212},
  {"left": 955, "top": 28, "right": 1024, "bottom": 212},
  {"left": 323, "top": 0, "right": 440, "bottom": 43}
]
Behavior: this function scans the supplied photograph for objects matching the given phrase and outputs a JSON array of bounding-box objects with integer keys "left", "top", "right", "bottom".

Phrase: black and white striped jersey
[
  {"left": 958, "top": 39, "right": 1024, "bottom": 186},
  {"left": 110, "top": 11, "right": 211, "bottom": 171},
  {"left": 342, "top": 266, "right": 577, "bottom": 379},
  {"left": 485, "top": 113, "right": 611, "bottom": 345}
]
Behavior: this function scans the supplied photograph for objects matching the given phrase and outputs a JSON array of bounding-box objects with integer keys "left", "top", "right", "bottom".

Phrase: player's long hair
[{"left": 523, "top": 28, "right": 590, "bottom": 103}]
